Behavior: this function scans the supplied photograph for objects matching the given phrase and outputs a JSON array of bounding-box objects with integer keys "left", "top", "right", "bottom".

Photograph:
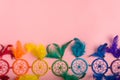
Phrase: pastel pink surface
[{"left": 0, "top": 0, "right": 120, "bottom": 80}]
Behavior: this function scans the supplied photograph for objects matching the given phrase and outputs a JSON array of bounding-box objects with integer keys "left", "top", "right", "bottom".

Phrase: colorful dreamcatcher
[
  {"left": 106, "top": 35, "right": 120, "bottom": 79},
  {"left": 25, "top": 43, "right": 49, "bottom": 78},
  {"left": 90, "top": 43, "right": 109, "bottom": 80},
  {"left": 70, "top": 38, "right": 88, "bottom": 79},
  {"left": 0, "top": 44, "right": 14, "bottom": 80},
  {"left": 11, "top": 41, "right": 29, "bottom": 76},
  {"left": 47, "top": 40, "right": 74, "bottom": 76}
]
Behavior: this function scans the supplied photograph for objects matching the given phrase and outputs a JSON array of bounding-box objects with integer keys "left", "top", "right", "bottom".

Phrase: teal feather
[{"left": 71, "top": 38, "right": 86, "bottom": 57}]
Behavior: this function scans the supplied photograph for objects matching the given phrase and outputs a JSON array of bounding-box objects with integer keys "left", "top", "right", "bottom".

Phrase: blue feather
[
  {"left": 71, "top": 38, "right": 85, "bottom": 57},
  {"left": 105, "top": 75, "right": 117, "bottom": 80},
  {"left": 93, "top": 74, "right": 104, "bottom": 80},
  {"left": 90, "top": 43, "right": 107, "bottom": 58}
]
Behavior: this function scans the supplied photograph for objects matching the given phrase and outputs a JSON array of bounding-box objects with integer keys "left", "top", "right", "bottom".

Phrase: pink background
[{"left": 0, "top": 0, "right": 120, "bottom": 80}]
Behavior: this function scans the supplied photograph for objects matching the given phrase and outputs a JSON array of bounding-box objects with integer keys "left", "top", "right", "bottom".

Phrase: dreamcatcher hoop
[
  {"left": 0, "top": 59, "right": 9, "bottom": 76},
  {"left": 110, "top": 59, "right": 120, "bottom": 76},
  {"left": 32, "top": 59, "right": 48, "bottom": 76},
  {"left": 91, "top": 58, "right": 108, "bottom": 75},
  {"left": 71, "top": 58, "right": 88, "bottom": 76},
  {"left": 52, "top": 60, "right": 68, "bottom": 76},
  {"left": 12, "top": 59, "right": 29, "bottom": 76}
]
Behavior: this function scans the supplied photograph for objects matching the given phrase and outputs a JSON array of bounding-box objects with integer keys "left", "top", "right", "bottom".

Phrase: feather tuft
[
  {"left": 46, "top": 40, "right": 73, "bottom": 59},
  {"left": 106, "top": 35, "right": 120, "bottom": 58},
  {"left": 25, "top": 43, "right": 47, "bottom": 60},
  {"left": 0, "top": 75, "right": 9, "bottom": 80},
  {"left": 89, "top": 43, "right": 107, "bottom": 58},
  {"left": 61, "top": 72, "right": 79, "bottom": 80},
  {"left": 11, "top": 41, "right": 25, "bottom": 59},
  {"left": 71, "top": 38, "right": 85, "bottom": 57},
  {"left": 16, "top": 74, "right": 38, "bottom": 80}
]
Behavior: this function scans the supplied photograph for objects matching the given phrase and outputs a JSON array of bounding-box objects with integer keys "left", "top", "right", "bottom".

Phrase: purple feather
[{"left": 106, "top": 35, "right": 120, "bottom": 58}]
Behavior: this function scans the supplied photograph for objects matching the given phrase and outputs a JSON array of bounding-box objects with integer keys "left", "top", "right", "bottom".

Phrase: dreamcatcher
[
  {"left": 70, "top": 38, "right": 88, "bottom": 79},
  {"left": 11, "top": 41, "right": 29, "bottom": 76},
  {"left": 106, "top": 35, "right": 120, "bottom": 79},
  {"left": 46, "top": 40, "right": 72, "bottom": 76},
  {"left": 90, "top": 43, "right": 109, "bottom": 80},
  {"left": 0, "top": 44, "right": 14, "bottom": 80},
  {"left": 25, "top": 43, "right": 49, "bottom": 78},
  {"left": 46, "top": 40, "right": 79, "bottom": 80}
]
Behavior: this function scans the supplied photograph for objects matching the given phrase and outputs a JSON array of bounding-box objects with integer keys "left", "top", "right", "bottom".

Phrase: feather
[
  {"left": 0, "top": 44, "right": 14, "bottom": 59},
  {"left": 61, "top": 72, "right": 79, "bottom": 80},
  {"left": 71, "top": 38, "right": 85, "bottom": 57},
  {"left": 46, "top": 40, "right": 72, "bottom": 59},
  {"left": 0, "top": 75, "right": 9, "bottom": 80},
  {"left": 104, "top": 75, "right": 117, "bottom": 80},
  {"left": 11, "top": 41, "right": 26, "bottom": 59},
  {"left": 17, "top": 74, "right": 38, "bottom": 80},
  {"left": 89, "top": 43, "right": 107, "bottom": 58},
  {"left": 24, "top": 43, "right": 36, "bottom": 52},
  {"left": 106, "top": 35, "right": 120, "bottom": 58},
  {"left": 3, "top": 45, "right": 14, "bottom": 59},
  {"left": 106, "top": 35, "right": 118, "bottom": 54},
  {"left": 93, "top": 74, "right": 104, "bottom": 80},
  {"left": 46, "top": 44, "right": 61, "bottom": 59},
  {"left": 113, "top": 48, "right": 120, "bottom": 58},
  {"left": 61, "top": 40, "right": 73, "bottom": 58},
  {"left": 78, "top": 73, "right": 86, "bottom": 79},
  {"left": 25, "top": 43, "right": 47, "bottom": 60}
]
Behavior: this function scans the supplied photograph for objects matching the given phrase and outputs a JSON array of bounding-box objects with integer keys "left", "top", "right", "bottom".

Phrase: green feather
[
  {"left": 61, "top": 72, "right": 79, "bottom": 80},
  {"left": 79, "top": 73, "right": 86, "bottom": 79},
  {"left": 46, "top": 40, "right": 73, "bottom": 59},
  {"left": 46, "top": 44, "right": 61, "bottom": 59},
  {"left": 61, "top": 40, "right": 73, "bottom": 58}
]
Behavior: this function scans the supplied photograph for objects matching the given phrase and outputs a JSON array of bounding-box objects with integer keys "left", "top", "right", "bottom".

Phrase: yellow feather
[
  {"left": 25, "top": 43, "right": 47, "bottom": 60},
  {"left": 18, "top": 74, "right": 38, "bottom": 80}
]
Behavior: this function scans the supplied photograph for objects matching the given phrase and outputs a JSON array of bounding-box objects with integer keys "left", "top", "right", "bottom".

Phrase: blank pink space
[{"left": 0, "top": 0, "right": 120, "bottom": 80}]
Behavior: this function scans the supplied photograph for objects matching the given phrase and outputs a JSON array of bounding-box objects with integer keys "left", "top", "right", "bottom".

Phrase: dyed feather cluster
[
  {"left": 0, "top": 75, "right": 9, "bottom": 80},
  {"left": 90, "top": 43, "right": 107, "bottom": 58},
  {"left": 25, "top": 43, "right": 47, "bottom": 60},
  {"left": 93, "top": 74, "right": 119, "bottom": 80},
  {"left": 11, "top": 41, "right": 26, "bottom": 59},
  {"left": 61, "top": 72, "right": 79, "bottom": 80},
  {"left": 106, "top": 35, "right": 120, "bottom": 58},
  {"left": 0, "top": 44, "right": 14, "bottom": 59},
  {"left": 46, "top": 40, "right": 73, "bottom": 59},
  {"left": 16, "top": 74, "right": 38, "bottom": 80},
  {"left": 71, "top": 38, "right": 85, "bottom": 57}
]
